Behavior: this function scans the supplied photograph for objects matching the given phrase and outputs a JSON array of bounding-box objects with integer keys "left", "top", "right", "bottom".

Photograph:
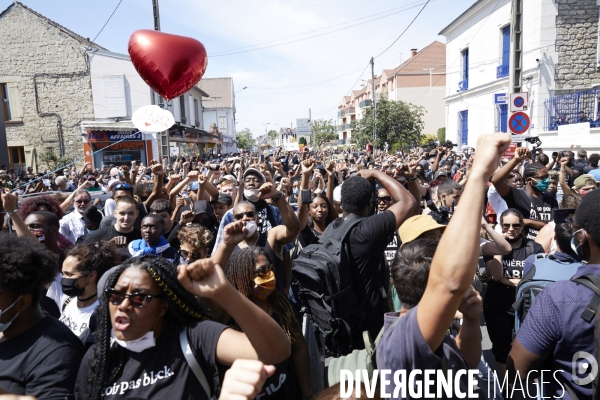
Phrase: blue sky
[{"left": 2, "top": 0, "right": 476, "bottom": 137}]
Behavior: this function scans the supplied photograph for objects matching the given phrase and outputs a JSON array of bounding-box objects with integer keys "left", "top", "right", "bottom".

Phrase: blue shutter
[
  {"left": 460, "top": 111, "right": 469, "bottom": 145},
  {"left": 502, "top": 26, "right": 510, "bottom": 66},
  {"left": 462, "top": 49, "right": 469, "bottom": 80},
  {"left": 500, "top": 104, "right": 508, "bottom": 132}
]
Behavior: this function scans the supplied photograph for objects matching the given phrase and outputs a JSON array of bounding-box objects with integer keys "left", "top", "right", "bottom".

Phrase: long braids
[
  {"left": 86, "top": 256, "right": 212, "bottom": 400},
  {"left": 226, "top": 247, "right": 300, "bottom": 343}
]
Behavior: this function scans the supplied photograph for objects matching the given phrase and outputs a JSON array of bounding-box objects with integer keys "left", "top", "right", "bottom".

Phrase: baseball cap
[
  {"left": 107, "top": 179, "right": 123, "bottom": 191},
  {"left": 243, "top": 168, "right": 266, "bottom": 184},
  {"left": 220, "top": 174, "right": 238, "bottom": 185},
  {"left": 399, "top": 215, "right": 446, "bottom": 245},
  {"left": 434, "top": 170, "right": 449, "bottom": 179},
  {"left": 193, "top": 200, "right": 209, "bottom": 215},
  {"left": 574, "top": 174, "right": 597, "bottom": 189},
  {"left": 83, "top": 206, "right": 103, "bottom": 224},
  {"left": 211, "top": 194, "right": 233, "bottom": 206}
]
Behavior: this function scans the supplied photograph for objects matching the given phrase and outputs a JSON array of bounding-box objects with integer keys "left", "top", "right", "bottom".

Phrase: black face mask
[{"left": 61, "top": 277, "right": 86, "bottom": 298}]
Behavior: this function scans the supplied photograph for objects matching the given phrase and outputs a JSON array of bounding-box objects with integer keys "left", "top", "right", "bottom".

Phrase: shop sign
[
  {"left": 87, "top": 131, "right": 142, "bottom": 142},
  {"left": 93, "top": 141, "right": 145, "bottom": 150}
]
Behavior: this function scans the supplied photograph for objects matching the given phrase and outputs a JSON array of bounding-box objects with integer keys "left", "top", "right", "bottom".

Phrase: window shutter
[
  {"left": 103, "top": 75, "right": 127, "bottom": 117},
  {"left": 6, "top": 82, "right": 22, "bottom": 120}
]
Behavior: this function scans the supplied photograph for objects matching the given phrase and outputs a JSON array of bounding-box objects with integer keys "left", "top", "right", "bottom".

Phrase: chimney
[{"left": 410, "top": 48, "right": 418, "bottom": 57}]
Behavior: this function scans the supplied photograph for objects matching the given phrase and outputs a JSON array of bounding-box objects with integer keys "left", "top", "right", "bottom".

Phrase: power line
[
  {"left": 374, "top": 0, "right": 431, "bottom": 59},
  {"left": 90, "top": 0, "right": 124, "bottom": 44},
  {"left": 210, "top": 0, "right": 433, "bottom": 57},
  {"left": 245, "top": 65, "right": 368, "bottom": 90},
  {"left": 315, "top": 62, "right": 371, "bottom": 114}
]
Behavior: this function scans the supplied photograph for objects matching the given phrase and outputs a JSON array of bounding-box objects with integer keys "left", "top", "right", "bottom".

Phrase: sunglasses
[
  {"left": 75, "top": 199, "right": 90, "bottom": 204},
  {"left": 114, "top": 183, "right": 132, "bottom": 190},
  {"left": 254, "top": 264, "right": 274, "bottom": 277},
  {"left": 234, "top": 211, "right": 256, "bottom": 220},
  {"left": 179, "top": 249, "right": 204, "bottom": 261},
  {"left": 377, "top": 196, "right": 392, "bottom": 203},
  {"left": 502, "top": 223, "right": 522, "bottom": 229},
  {"left": 105, "top": 288, "right": 164, "bottom": 308}
]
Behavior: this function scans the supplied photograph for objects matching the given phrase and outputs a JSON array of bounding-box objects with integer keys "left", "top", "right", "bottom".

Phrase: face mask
[
  {"left": 571, "top": 229, "right": 587, "bottom": 260},
  {"left": 246, "top": 221, "right": 258, "bottom": 237},
  {"left": 30, "top": 228, "right": 46, "bottom": 243},
  {"left": 533, "top": 177, "right": 550, "bottom": 192},
  {"left": 253, "top": 271, "right": 276, "bottom": 301},
  {"left": 244, "top": 189, "right": 260, "bottom": 202},
  {"left": 103, "top": 178, "right": 109, "bottom": 184},
  {"left": 293, "top": 188, "right": 299, "bottom": 195},
  {"left": 86, "top": 228, "right": 97, "bottom": 234},
  {"left": 61, "top": 277, "right": 86, "bottom": 298},
  {"left": 456, "top": 161, "right": 461, "bottom": 166},
  {"left": 111, "top": 329, "right": 156, "bottom": 353},
  {"left": 0, "top": 295, "right": 21, "bottom": 333}
]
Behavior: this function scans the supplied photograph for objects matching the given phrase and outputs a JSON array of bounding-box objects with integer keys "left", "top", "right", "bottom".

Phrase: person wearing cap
[
  {"left": 55, "top": 176, "right": 73, "bottom": 193},
  {"left": 433, "top": 169, "right": 449, "bottom": 182},
  {"left": 572, "top": 173, "right": 597, "bottom": 195},
  {"left": 398, "top": 215, "right": 446, "bottom": 246},
  {"left": 59, "top": 189, "right": 92, "bottom": 244},
  {"left": 75, "top": 206, "right": 103, "bottom": 244},
  {"left": 211, "top": 194, "right": 233, "bottom": 223}
]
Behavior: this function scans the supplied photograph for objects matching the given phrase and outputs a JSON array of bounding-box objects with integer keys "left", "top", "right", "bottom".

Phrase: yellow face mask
[{"left": 252, "top": 270, "right": 276, "bottom": 301}]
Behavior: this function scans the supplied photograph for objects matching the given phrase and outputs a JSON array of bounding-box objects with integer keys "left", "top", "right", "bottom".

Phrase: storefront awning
[{"left": 80, "top": 121, "right": 136, "bottom": 132}]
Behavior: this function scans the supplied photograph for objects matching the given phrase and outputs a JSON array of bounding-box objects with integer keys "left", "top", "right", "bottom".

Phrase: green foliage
[
  {"left": 236, "top": 128, "right": 255, "bottom": 150},
  {"left": 437, "top": 127, "right": 446, "bottom": 143},
  {"left": 39, "top": 148, "right": 74, "bottom": 172},
  {"left": 312, "top": 118, "right": 337, "bottom": 147},
  {"left": 267, "top": 129, "right": 278, "bottom": 141},
  {"left": 299, "top": 137, "right": 307, "bottom": 146},
  {"left": 352, "top": 98, "right": 425, "bottom": 150},
  {"left": 420, "top": 134, "right": 438, "bottom": 147}
]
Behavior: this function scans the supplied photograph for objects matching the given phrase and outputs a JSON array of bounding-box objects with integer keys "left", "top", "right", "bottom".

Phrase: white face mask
[
  {"left": 246, "top": 221, "right": 258, "bottom": 237},
  {"left": 244, "top": 189, "right": 260, "bottom": 202},
  {"left": 111, "top": 329, "right": 156, "bottom": 353},
  {"left": 0, "top": 295, "right": 21, "bottom": 333}
]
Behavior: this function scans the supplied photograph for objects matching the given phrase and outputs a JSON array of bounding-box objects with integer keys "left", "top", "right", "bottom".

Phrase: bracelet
[
  {"left": 6, "top": 209, "right": 17, "bottom": 215},
  {"left": 408, "top": 175, "right": 418, "bottom": 181},
  {"left": 273, "top": 191, "right": 284, "bottom": 203}
]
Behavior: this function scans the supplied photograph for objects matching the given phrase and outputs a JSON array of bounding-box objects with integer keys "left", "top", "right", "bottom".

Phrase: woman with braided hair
[
  {"left": 226, "top": 247, "right": 313, "bottom": 400},
  {"left": 75, "top": 221, "right": 291, "bottom": 400}
]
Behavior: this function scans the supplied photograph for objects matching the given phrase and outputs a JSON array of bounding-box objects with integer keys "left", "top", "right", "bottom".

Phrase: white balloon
[{"left": 132, "top": 105, "right": 175, "bottom": 133}]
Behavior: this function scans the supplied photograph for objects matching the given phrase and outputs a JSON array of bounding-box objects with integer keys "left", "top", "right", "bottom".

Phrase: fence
[{"left": 544, "top": 89, "right": 600, "bottom": 130}]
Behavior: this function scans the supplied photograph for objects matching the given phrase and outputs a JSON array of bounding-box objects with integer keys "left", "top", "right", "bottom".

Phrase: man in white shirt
[{"left": 59, "top": 189, "right": 92, "bottom": 244}]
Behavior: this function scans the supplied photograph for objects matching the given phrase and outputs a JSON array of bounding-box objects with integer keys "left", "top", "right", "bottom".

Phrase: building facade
[
  {"left": 0, "top": 2, "right": 104, "bottom": 172},
  {"left": 197, "top": 78, "right": 238, "bottom": 155},
  {"left": 337, "top": 42, "right": 446, "bottom": 145},
  {"left": 440, "top": 0, "right": 559, "bottom": 147}
]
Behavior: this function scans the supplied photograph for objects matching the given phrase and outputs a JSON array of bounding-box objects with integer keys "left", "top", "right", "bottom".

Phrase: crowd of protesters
[{"left": 0, "top": 135, "right": 599, "bottom": 400}]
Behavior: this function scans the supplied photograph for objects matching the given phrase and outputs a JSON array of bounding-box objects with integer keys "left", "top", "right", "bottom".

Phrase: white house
[
  {"left": 439, "top": 0, "right": 559, "bottom": 148},
  {"left": 197, "top": 77, "right": 238, "bottom": 154}
]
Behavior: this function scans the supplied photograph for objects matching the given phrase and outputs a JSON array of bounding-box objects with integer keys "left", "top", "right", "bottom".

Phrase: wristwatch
[
  {"left": 273, "top": 191, "right": 284, "bottom": 202},
  {"left": 408, "top": 175, "right": 418, "bottom": 181}
]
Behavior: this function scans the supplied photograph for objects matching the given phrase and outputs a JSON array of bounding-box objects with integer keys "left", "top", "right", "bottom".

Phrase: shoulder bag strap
[
  {"left": 571, "top": 274, "right": 600, "bottom": 323},
  {"left": 62, "top": 296, "right": 74, "bottom": 312},
  {"left": 179, "top": 328, "right": 211, "bottom": 398}
]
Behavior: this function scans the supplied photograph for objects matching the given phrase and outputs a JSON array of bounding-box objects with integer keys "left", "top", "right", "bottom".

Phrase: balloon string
[{"left": 10, "top": 136, "right": 134, "bottom": 193}]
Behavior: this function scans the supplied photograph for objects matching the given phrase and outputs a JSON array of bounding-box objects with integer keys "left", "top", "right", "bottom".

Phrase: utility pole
[
  {"left": 309, "top": 108, "right": 313, "bottom": 146},
  {"left": 370, "top": 57, "right": 377, "bottom": 146},
  {"left": 508, "top": 0, "right": 523, "bottom": 95},
  {"left": 152, "top": 0, "right": 161, "bottom": 30},
  {"left": 152, "top": 0, "right": 170, "bottom": 160}
]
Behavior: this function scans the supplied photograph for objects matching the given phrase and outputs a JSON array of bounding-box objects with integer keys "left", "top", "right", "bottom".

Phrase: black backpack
[{"left": 292, "top": 215, "right": 367, "bottom": 357}]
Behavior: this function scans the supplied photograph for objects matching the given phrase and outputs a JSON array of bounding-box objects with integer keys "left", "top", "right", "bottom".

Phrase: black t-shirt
[
  {"left": 483, "top": 238, "right": 544, "bottom": 280},
  {"left": 75, "top": 320, "right": 227, "bottom": 400},
  {"left": 501, "top": 186, "right": 558, "bottom": 240},
  {"left": 331, "top": 211, "right": 397, "bottom": 343},
  {"left": 85, "top": 225, "right": 142, "bottom": 244},
  {"left": 0, "top": 316, "right": 85, "bottom": 399}
]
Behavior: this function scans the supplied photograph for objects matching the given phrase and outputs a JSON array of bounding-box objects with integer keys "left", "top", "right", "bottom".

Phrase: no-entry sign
[{"left": 509, "top": 112, "right": 531, "bottom": 134}]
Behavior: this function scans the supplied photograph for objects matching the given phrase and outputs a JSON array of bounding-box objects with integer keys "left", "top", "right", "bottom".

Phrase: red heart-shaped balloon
[{"left": 128, "top": 30, "right": 208, "bottom": 101}]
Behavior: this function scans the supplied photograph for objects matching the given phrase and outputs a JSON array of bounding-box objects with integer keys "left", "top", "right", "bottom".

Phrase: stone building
[{"left": 0, "top": 2, "right": 104, "bottom": 172}]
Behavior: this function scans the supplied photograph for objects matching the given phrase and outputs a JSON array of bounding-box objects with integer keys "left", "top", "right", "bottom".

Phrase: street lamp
[{"left": 235, "top": 86, "right": 248, "bottom": 94}]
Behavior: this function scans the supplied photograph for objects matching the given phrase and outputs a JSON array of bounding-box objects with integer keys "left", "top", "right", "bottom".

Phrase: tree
[
  {"left": 312, "top": 118, "right": 337, "bottom": 147},
  {"left": 299, "top": 137, "right": 307, "bottom": 146},
  {"left": 39, "top": 148, "right": 74, "bottom": 172},
  {"left": 352, "top": 98, "right": 425, "bottom": 150},
  {"left": 437, "top": 127, "right": 446, "bottom": 143},
  {"left": 236, "top": 128, "right": 255, "bottom": 150},
  {"left": 420, "top": 134, "right": 438, "bottom": 147},
  {"left": 267, "top": 129, "right": 278, "bottom": 142}
]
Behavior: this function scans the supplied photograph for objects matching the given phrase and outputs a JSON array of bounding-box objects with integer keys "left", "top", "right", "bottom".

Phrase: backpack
[
  {"left": 513, "top": 254, "right": 581, "bottom": 335},
  {"left": 292, "top": 215, "right": 367, "bottom": 357}
]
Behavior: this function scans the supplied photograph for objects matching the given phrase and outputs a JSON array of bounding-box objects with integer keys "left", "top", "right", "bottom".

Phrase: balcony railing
[
  {"left": 359, "top": 99, "right": 372, "bottom": 108},
  {"left": 345, "top": 107, "right": 355, "bottom": 115},
  {"left": 458, "top": 79, "right": 468, "bottom": 92},
  {"left": 337, "top": 125, "right": 344, "bottom": 131},
  {"left": 544, "top": 89, "right": 600, "bottom": 130},
  {"left": 497, "top": 64, "right": 509, "bottom": 79},
  {"left": 343, "top": 124, "right": 353, "bottom": 130},
  {"left": 337, "top": 110, "right": 345, "bottom": 118}
]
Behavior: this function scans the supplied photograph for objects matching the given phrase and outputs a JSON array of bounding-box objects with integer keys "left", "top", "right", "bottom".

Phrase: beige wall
[{"left": 395, "top": 86, "right": 446, "bottom": 135}]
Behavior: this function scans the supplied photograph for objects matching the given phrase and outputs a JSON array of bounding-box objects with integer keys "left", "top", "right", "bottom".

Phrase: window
[
  {"left": 459, "top": 110, "right": 469, "bottom": 146},
  {"left": 459, "top": 49, "right": 469, "bottom": 91},
  {"left": 497, "top": 104, "right": 508, "bottom": 132},
  {"left": 179, "top": 96, "right": 186, "bottom": 123},
  {"left": 497, "top": 26, "right": 510, "bottom": 79},
  {"left": 103, "top": 75, "right": 127, "bottom": 117},
  {"left": 1, "top": 83, "right": 10, "bottom": 121},
  {"left": 219, "top": 116, "right": 226, "bottom": 130},
  {"left": 194, "top": 99, "right": 200, "bottom": 126}
]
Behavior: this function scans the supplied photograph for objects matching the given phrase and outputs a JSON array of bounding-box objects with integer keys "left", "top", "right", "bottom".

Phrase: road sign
[
  {"left": 509, "top": 112, "right": 530, "bottom": 134},
  {"left": 503, "top": 143, "right": 518, "bottom": 159},
  {"left": 510, "top": 92, "right": 529, "bottom": 112},
  {"left": 286, "top": 128, "right": 292, "bottom": 134},
  {"left": 494, "top": 93, "right": 508, "bottom": 104}
]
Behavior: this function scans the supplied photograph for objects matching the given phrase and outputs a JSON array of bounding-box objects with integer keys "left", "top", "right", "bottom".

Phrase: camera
[
  {"left": 427, "top": 201, "right": 454, "bottom": 225},
  {"left": 444, "top": 140, "right": 456, "bottom": 149},
  {"left": 552, "top": 151, "right": 559, "bottom": 159}
]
